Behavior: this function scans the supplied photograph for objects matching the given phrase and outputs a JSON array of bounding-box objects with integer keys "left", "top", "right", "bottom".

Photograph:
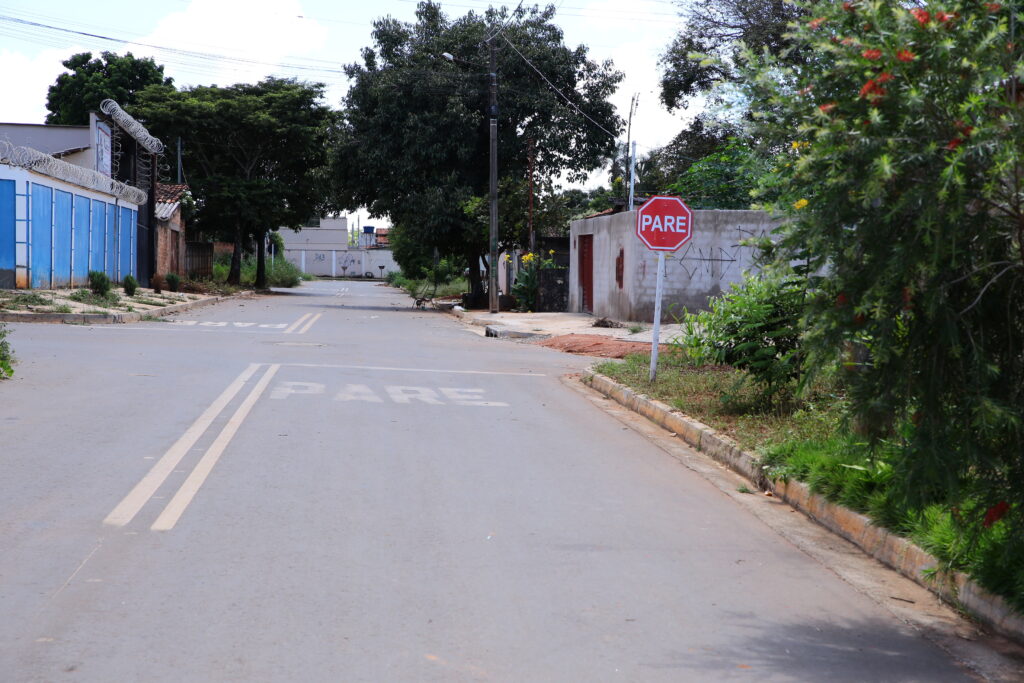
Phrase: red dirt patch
[{"left": 535, "top": 333, "right": 669, "bottom": 359}]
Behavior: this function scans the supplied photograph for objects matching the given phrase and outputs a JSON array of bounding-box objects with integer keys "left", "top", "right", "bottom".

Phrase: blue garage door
[
  {"left": 90, "top": 200, "right": 106, "bottom": 275},
  {"left": 30, "top": 184, "right": 52, "bottom": 289},
  {"left": 52, "top": 190, "right": 73, "bottom": 288},
  {"left": 119, "top": 206, "right": 133, "bottom": 280},
  {"left": 0, "top": 180, "right": 14, "bottom": 289},
  {"left": 73, "top": 195, "right": 90, "bottom": 286},
  {"left": 105, "top": 204, "right": 117, "bottom": 278}
]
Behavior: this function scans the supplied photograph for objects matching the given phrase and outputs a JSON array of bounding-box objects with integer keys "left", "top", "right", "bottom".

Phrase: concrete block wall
[{"left": 569, "top": 209, "right": 782, "bottom": 322}]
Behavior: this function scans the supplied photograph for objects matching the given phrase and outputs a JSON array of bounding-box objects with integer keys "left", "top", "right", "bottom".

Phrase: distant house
[{"left": 0, "top": 100, "right": 162, "bottom": 288}]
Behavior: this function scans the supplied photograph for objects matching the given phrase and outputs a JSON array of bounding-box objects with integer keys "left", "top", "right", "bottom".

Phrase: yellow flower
[
  {"left": 522, "top": 252, "right": 536, "bottom": 265},
  {"left": 793, "top": 198, "right": 809, "bottom": 210},
  {"left": 501, "top": 253, "right": 510, "bottom": 263},
  {"left": 548, "top": 249, "right": 555, "bottom": 256}
]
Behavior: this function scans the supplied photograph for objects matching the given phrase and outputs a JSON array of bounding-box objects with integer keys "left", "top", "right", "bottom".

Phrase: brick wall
[{"left": 155, "top": 210, "right": 186, "bottom": 277}]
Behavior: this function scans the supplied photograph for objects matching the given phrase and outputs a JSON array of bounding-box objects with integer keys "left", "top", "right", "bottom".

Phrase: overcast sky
[{"left": 0, "top": 0, "right": 693, "bottom": 225}]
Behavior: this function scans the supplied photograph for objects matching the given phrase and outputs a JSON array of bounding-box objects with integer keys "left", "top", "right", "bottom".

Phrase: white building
[{"left": 278, "top": 216, "right": 397, "bottom": 278}]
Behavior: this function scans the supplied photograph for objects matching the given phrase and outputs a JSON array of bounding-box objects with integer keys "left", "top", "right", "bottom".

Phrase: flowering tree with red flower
[{"left": 737, "top": 0, "right": 1024, "bottom": 603}]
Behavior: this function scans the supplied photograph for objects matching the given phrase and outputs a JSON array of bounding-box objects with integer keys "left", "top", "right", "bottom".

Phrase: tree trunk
[
  {"left": 465, "top": 247, "right": 484, "bottom": 297},
  {"left": 227, "top": 222, "right": 242, "bottom": 285},
  {"left": 255, "top": 228, "right": 267, "bottom": 290}
]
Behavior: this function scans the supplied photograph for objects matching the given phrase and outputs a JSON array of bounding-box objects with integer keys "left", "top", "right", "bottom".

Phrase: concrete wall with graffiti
[{"left": 568, "top": 209, "right": 783, "bottom": 322}]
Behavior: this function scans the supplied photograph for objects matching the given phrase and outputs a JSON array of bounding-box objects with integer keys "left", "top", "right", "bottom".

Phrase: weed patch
[{"left": 69, "top": 289, "right": 120, "bottom": 308}]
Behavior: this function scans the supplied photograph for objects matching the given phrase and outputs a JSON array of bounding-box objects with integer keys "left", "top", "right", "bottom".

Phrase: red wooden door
[{"left": 578, "top": 234, "right": 593, "bottom": 313}]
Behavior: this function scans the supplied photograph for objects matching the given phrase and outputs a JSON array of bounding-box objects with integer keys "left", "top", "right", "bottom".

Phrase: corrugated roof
[{"left": 155, "top": 201, "right": 179, "bottom": 221}]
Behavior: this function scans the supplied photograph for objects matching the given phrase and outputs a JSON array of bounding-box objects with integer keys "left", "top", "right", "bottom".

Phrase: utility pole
[
  {"left": 627, "top": 140, "right": 637, "bottom": 210},
  {"left": 488, "top": 38, "right": 499, "bottom": 313},
  {"left": 527, "top": 137, "right": 535, "bottom": 254}
]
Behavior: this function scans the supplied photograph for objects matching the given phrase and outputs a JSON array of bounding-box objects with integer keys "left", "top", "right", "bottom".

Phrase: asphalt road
[{"left": 0, "top": 280, "right": 991, "bottom": 681}]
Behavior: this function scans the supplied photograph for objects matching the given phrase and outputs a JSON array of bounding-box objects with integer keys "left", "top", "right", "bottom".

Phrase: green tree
[
  {"left": 659, "top": 0, "right": 810, "bottom": 112},
  {"left": 670, "top": 141, "right": 766, "bottom": 209},
  {"left": 46, "top": 51, "right": 172, "bottom": 125},
  {"left": 739, "top": 1, "right": 1024, "bottom": 553},
  {"left": 332, "top": 1, "right": 622, "bottom": 294},
  {"left": 134, "top": 78, "right": 335, "bottom": 288}
]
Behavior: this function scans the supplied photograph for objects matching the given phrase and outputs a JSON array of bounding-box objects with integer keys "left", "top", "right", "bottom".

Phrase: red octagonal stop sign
[{"left": 636, "top": 195, "right": 693, "bottom": 251}]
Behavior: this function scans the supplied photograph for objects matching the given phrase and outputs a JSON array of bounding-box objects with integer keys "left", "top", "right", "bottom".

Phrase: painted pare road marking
[
  {"left": 151, "top": 364, "right": 281, "bottom": 532},
  {"left": 296, "top": 312, "right": 322, "bottom": 334},
  {"left": 270, "top": 382, "right": 509, "bottom": 407},
  {"left": 283, "top": 313, "right": 313, "bottom": 334},
  {"left": 282, "top": 363, "right": 545, "bottom": 377},
  {"left": 104, "top": 363, "right": 264, "bottom": 527}
]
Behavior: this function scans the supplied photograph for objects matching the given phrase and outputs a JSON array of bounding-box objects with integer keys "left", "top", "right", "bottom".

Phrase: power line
[
  {"left": 0, "top": 14, "right": 348, "bottom": 79},
  {"left": 501, "top": 36, "right": 618, "bottom": 141},
  {"left": 483, "top": 0, "right": 523, "bottom": 43}
]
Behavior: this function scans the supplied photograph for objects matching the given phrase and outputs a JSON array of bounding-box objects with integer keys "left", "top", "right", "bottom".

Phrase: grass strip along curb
[
  {"left": 582, "top": 370, "right": 1024, "bottom": 644},
  {"left": 0, "top": 292, "right": 251, "bottom": 324}
]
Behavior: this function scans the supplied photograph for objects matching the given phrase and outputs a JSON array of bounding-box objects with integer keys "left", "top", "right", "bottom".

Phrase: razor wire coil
[
  {"left": 0, "top": 139, "right": 148, "bottom": 205},
  {"left": 100, "top": 99, "right": 164, "bottom": 154}
]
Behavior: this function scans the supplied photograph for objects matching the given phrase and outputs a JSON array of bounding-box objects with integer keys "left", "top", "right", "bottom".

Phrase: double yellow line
[{"left": 104, "top": 363, "right": 280, "bottom": 532}]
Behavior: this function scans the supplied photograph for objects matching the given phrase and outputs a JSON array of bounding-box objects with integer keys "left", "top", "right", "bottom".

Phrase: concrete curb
[
  {"left": 484, "top": 325, "right": 548, "bottom": 339},
  {"left": 583, "top": 370, "right": 1024, "bottom": 644},
  {"left": 0, "top": 291, "right": 252, "bottom": 325}
]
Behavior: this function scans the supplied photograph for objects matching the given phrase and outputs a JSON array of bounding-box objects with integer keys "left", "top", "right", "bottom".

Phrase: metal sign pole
[{"left": 649, "top": 251, "right": 665, "bottom": 382}]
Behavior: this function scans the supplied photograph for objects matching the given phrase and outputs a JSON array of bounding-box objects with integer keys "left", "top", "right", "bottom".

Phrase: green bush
[
  {"left": 88, "top": 270, "right": 111, "bottom": 296},
  {"left": 165, "top": 273, "right": 181, "bottom": 292},
  {"left": 69, "top": 288, "right": 119, "bottom": 308},
  {"left": 677, "top": 271, "right": 806, "bottom": 403},
  {"left": 151, "top": 273, "right": 165, "bottom": 294},
  {"left": 123, "top": 274, "right": 138, "bottom": 296},
  {"left": 0, "top": 322, "right": 13, "bottom": 378}
]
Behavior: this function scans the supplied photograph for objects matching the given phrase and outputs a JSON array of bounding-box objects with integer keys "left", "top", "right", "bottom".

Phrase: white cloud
[
  {"left": 127, "top": 0, "right": 330, "bottom": 90},
  {"left": 0, "top": 47, "right": 84, "bottom": 124}
]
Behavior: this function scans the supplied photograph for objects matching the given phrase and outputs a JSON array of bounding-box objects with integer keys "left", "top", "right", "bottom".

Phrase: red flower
[
  {"left": 835, "top": 292, "right": 849, "bottom": 308},
  {"left": 843, "top": 1, "right": 856, "bottom": 11},
  {"left": 896, "top": 49, "right": 916, "bottom": 62},
  {"left": 798, "top": 85, "right": 814, "bottom": 95},
  {"left": 911, "top": 8, "right": 930, "bottom": 25},
  {"left": 983, "top": 501, "right": 1010, "bottom": 528},
  {"left": 818, "top": 102, "right": 837, "bottom": 113},
  {"left": 862, "top": 48, "right": 882, "bottom": 60},
  {"left": 955, "top": 120, "right": 974, "bottom": 136},
  {"left": 985, "top": 3, "right": 1002, "bottom": 12},
  {"left": 859, "top": 80, "right": 886, "bottom": 99},
  {"left": 809, "top": 17, "right": 826, "bottom": 29},
  {"left": 877, "top": 72, "right": 894, "bottom": 84},
  {"left": 853, "top": 313, "right": 866, "bottom": 325},
  {"left": 946, "top": 137, "right": 963, "bottom": 150},
  {"left": 936, "top": 11, "right": 959, "bottom": 24},
  {"left": 902, "top": 287, "right": 913, "bottom": 310},
  {"left": 841, "top": 37, "right": 856, "bottom": 46}
]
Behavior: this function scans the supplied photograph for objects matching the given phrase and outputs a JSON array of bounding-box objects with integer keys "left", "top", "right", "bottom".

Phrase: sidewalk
[
  {"left": 0, "top": 287, "right": 251, "bottom": 324},
  {"left": 445, "top": 306, "right": 683, "bottom": 343}
]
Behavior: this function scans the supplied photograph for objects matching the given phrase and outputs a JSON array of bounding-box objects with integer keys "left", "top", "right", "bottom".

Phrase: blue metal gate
[
  {"left": 30, "top": 184, "right": 52, "bottom": 289},
  {"left": 0, "top": 180, "right": 14, "bottom": 289},
  {"left": 73, "top": 195, "right": 90, "bottom": 286}
]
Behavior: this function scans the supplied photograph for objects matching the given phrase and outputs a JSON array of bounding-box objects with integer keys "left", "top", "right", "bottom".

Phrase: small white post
[{"left": 649, "top": 251, "right": 666, "bottom": 382}]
